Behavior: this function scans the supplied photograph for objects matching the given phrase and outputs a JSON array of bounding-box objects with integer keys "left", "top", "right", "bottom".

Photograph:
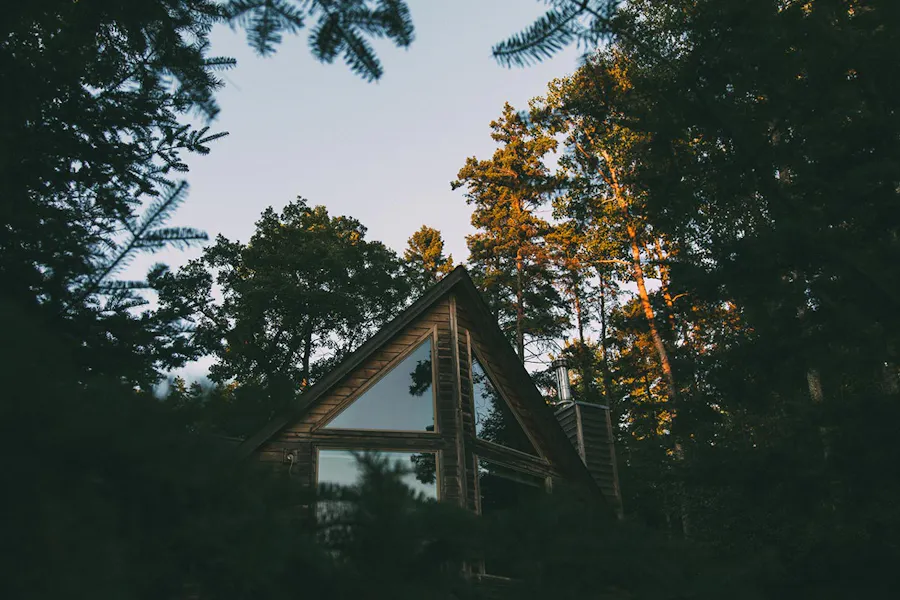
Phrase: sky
[
  {"left": 141, "top": 1, "right": 586, "bottom": 383},
  {"left": 133, "top": 1, "right": 583, "bottom": 279}
]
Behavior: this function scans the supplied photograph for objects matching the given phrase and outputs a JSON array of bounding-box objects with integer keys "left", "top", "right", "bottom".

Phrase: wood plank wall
[
  {"left": 577, "top": 403, "right": 622, "bottom": 512},
  {"left": 454, "top": 299, "right": 562, "bottom": 511},
  {"left": 255, "top": 297, "right": 467, "bottom": 507},
  {"left": 554, "top": 402, "right": 623, "bottom": 513},
  {"left": 252, "top": 292, "right": 602, "bottom": 515}
]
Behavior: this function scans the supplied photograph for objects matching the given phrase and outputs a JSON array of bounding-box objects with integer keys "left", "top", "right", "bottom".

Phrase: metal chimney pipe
[{"left": 551, "top": 358, "right": 572, "bottom": 403}]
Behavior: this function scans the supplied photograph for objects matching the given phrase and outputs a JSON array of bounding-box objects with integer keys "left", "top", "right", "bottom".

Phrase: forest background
[{"left": 2, "top": 1, "right": 898, "bottom": 599}]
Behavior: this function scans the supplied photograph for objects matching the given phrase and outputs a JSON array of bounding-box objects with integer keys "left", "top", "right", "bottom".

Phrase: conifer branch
[
  {"left": 69, "top": 181, "right": 207, "bottom": 311},
  {"left": 492, "top": 1, "right": 619, "bottom": 68}
]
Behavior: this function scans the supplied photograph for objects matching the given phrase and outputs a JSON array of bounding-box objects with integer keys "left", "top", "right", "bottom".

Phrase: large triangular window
[
  {"left": 323, "top": 339, "right": 435, "bottom": 432},
  {"left": 471, "top": 354, "right": 539, "bottom": 456}
]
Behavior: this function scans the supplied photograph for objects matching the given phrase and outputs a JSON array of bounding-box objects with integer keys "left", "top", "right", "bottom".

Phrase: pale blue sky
[
  {"left": 138, "top": 1, "right": 582, "bottom": 277},
  {"left": 143, "top": 2, "right": 586, "bottom": 383}
]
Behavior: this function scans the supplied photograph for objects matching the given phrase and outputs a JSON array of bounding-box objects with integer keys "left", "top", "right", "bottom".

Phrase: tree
[
  {"left": 154, "top": 198, "right": 410, "bottom": 435},
  {"left": 453, "top": 103, "right": 568, "bottom": 363},
  {"left": 1, "top": 303, "right": 484, "bottom": 600},
  {"left": 403, "top": 225, "right": 454, "bottom": 295},
  {"left": 518, "top": 1, "right": 900, "bottom": 592},
  {"left": 1, "top": 0, "right": 416, "bottom": 388},
  {"left": 225, "top": 0, "right": 415, "bottom": 80},
  {"left": 543, "top": 217, "right": 608, "bottom": 403},
  {"left": 539, "top": 65, "right": 678, "bottom": 401}
]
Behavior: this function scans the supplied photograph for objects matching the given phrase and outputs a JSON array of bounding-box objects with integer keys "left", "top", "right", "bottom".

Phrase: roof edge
[{"left": 235, "top": 266, "right": 471, "bottom": 458}]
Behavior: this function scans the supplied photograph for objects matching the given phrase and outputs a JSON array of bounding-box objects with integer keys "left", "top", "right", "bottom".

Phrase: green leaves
[
  {"left": 306, "top": 0, "right": 412, "bottom": 82},
  {"left": 156, "top": 198, "right": 412, "bottom": 436},
  {"left": 3, "top": 0, "right": 419, "bottom": 389},
  {"left": 517, "top": 2, "right": 900, "bottom": 595},
  {"left": 137, "top": 227, "right": 209, "bottom": 250},
  {"left": 225, "top": 0, "right": 307, "bottom": 55},
  {"left": 403, "top": 225, "right": 454, "bottom": 295}
]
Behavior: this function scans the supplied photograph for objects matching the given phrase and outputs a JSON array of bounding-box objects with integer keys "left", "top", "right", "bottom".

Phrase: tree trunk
[
  {"left": 629, "top": 231, "right": 676, "bottom": 397},
  {"left": 650, "top": 240, "right": 677, "bottom": 334},
  {"left": 600, "top": 148, "right": 677, "bottom": 401},
  {"left": 300, "top": 323, "right": 313, "bottom": 390},
  {"left": 674, "top": 442, "right": 691, "bottom": 539},
  {"left": 515, "top": 246, "right": 525, "bottom": 362},
  {"left": 572, "top": 282, "right": 596, "bottom": 402},
  {"left": 599, "top": 271, "right": 613, "bottom": 402},
  {"left": 574, "top": 283, "right": 585, "bottom": 345}
]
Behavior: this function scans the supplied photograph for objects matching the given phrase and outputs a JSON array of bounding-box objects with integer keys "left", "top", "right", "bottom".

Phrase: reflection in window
[
  {"left": 316, "top": 451, "right": 438, "bottom": 547},
  {"left": 317, "top": 450, "right": 439, "bottom": 499},
  {"left": 324, "top": 339, "right": 434, "bottom": 431},
  {"left": 472, "top": 354, "right": 538, "bottom": 455},
  {"left": 477, "top": 458, "right": 545, "bottom": 577}
]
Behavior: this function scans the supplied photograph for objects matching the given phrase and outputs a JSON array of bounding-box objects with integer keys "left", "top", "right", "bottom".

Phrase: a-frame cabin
[{"left": 237, "top": 266, "right": 621, "bottom": 515}]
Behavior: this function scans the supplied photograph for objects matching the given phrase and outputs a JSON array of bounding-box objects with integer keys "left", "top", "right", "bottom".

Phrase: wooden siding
[
  {"left": 246, "top": 267, "right": 611, "bottom": 518},
  {"left": 255, "top": 298, "right": 466, "bottom": 506},
  {"left": 578, "top": 403, "right": 621, "bottom": 512},
  {"left": 447, "top": 295, "right": 469, "bottom": 508},
  {"left": 455, "top": 299, "right": 559, "bottom": 513},
  {"left": 554, "top": 402, "right": 623, "bottom": 514},
  {"left": 460, "top": 328, "right": 477, "bottom": 510},
  {"left": 257, "top": 441, "right": 315, "bottom": 489},
  {"left": 554, "top": 403, "right": 582, "bottom": 460}
]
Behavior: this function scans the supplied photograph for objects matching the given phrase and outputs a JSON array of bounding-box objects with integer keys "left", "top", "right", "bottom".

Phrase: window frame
[
  {"left": 316, "top": 328, "right": 440, "bottom": 434},
  {"left": 472, "top": 453, "right": 551, "bottom": 578},
  {"left": 467, "top": 339, "right": 545, "bottom": 460},
  {"left": 472, "top": 453, "right": 551, "bottom": 516},
  {"left": 314, "top": 446, "right": 443, "bottom": 502}
]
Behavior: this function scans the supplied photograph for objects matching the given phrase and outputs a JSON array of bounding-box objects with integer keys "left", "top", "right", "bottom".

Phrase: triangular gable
[
  {"left": 236, "top": 272, "right": 462, "bottom": 455},
  {"left": 470, "top": 351, "right": 540, "bottom": 457},
  {"left": 236, "top": 266, "right": 602, "bottom": 503},
  {"left": 447, "top": 274, "right": 600, "bottom": 493}
]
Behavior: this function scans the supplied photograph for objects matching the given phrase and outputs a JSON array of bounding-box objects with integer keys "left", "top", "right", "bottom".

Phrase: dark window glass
[
  {"left": 324, "top": 339, "right": 434, "bottom": 431},
  {"left": 477, "top": 457, "right": 545, "bottom": 577},
  {"left": 316, "top": 450, "right": 438, "bottom": 546},
  {"left": 317, "top": 450, "right": 438, "bottom": 499},
  {"left": 472, "top": 354, "right": 539, "bottom": 455}
]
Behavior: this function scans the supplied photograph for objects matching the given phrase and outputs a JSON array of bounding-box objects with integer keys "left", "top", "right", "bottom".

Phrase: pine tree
[
  {"left": 453, "top": 103, "right": 568, "bottom": 363},
  {"left": 1, "top": 0, "right": 417, "bottom": 387},
  {"left": 520, "top": 1, "right": 900, "bottom": 590},
  {"left": 403, "top": 225, "right": 454, "bottom": 295},
  {"left": 492, "top": 0, "right": 620, "bottom": 68}
]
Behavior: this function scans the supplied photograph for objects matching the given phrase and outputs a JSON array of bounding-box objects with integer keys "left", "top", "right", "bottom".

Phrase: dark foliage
[
  {"left": 154, "top": 198, "right": 411, "bottom": 437},
  {"left": 6, "top": 0, "right": 900, "bottom": 598},
  {"left": 492, "top": 1, "right": 620, "bottom": 67}
]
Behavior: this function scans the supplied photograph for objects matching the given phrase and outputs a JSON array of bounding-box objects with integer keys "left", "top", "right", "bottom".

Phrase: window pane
[
  {"left": 317, "top": 450, "right": 438, "bottom": 499},
  {"left": 324, "top": 339, "right": 434, "bottom": 431},
  {"left": 477, "top": 458, "right": 545, "bottom": 514},
  {"left": 477, "top": 457, "right": 545, "bottom": 577},
  {"left": 472, "top": 355, "right": 539, "bottom": 455}
]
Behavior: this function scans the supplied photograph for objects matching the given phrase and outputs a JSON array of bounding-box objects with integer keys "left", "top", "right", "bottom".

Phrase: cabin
[{"left": 236, "top": 266, "right": 621, "bottom": 521}]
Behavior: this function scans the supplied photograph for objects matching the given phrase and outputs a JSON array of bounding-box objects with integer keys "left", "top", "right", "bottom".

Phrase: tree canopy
[
  {"left": 4, "top": 0, "right": 900, "bottom": 598},
  {"left": 453, "top": 103, "right": 569, "bottom": 363},
  {"left": 153, "top": 198, "right": 411, "bottom": 435}
]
